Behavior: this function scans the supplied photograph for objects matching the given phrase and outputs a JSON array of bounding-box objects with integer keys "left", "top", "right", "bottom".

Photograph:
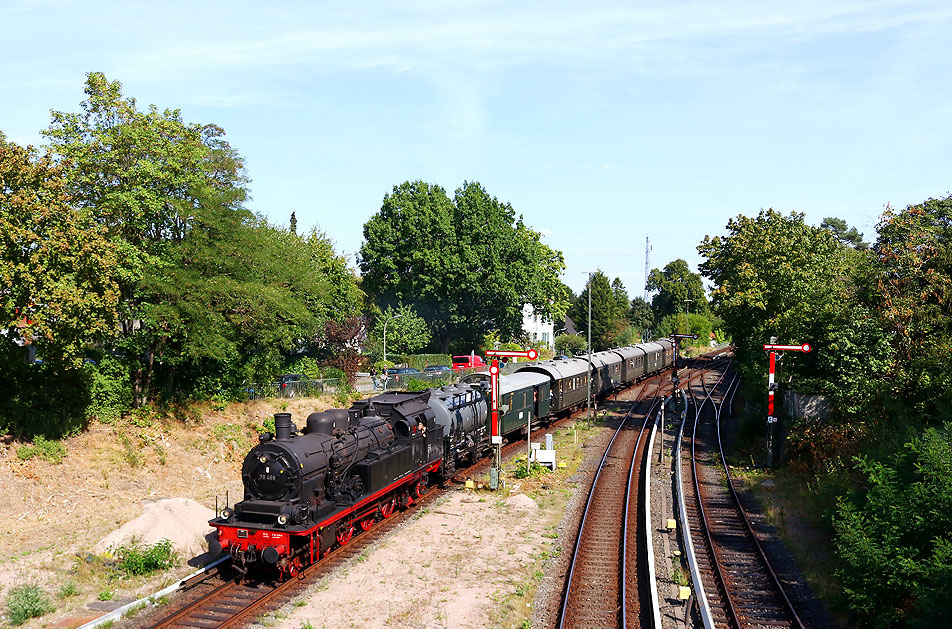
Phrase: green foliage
[
  {"left": 627, "top": 296, "right": 654, "bottom": 336},
  {"left": 512, "top": 460, "right": 550, "bottom": 479},
  {"left": 698, "top": 209, "right": 891, "bottom": 419},
  {"left": 16, "top": 435, "right": 66, "bottom": 463},
  {"left": 554, "top": 334, "right": 586, "bottom": 356},
  {"left": 0, "top": 352, "right": 91, "bottom": 438},
  {"left": 0, "top": 135, "right": 120, "bottom": 368},
  {"left": 113, "top": 539, "right": 177, "bottom": 576},
  {"left": 5, "top": 584, "right": 54, "bottom": 626},
  {"left": 57, "top": 582, "right": 79, "bottom": 599},
  {"left": 873, "top": 197, "right": 952, "bottom": 422},
  {"left": 567, "top": 271, "right": 626, "bottom": 351},
  {"left": 821, "top": 216, "right": 868, "bottom": 249},
  {"left": 388, "top": 354, "right": 452, "bottom": 370},
  {"left": 367, "top": 303, "right": 431, "bottom": 357},
  {"left": 833, "top": 424, "right": 952, "bottom": 626},
  {"left": 83, "top": 356, "right": 133, "bottom": 424},
  {"left": 646, "top": 259, "right": 708, "bottom": 319},
  {"left": 359, "top": 180, "right": 566, "bottom": 353}
]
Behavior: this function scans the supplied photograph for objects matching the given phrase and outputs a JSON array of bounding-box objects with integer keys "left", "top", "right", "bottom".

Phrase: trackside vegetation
[{"left": 699, "top": 204, "right": 952, "bottom": 626}]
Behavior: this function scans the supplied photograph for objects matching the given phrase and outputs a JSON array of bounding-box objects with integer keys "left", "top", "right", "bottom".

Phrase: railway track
[
  {"left": 678, "top": 361, "right": 805, "bottom": 628},
  {"left": 144, "top": 487, "right": 442, "bottom": 629},
  {"left": 558, "top": 381, "right": 662, "bottom": 628}
]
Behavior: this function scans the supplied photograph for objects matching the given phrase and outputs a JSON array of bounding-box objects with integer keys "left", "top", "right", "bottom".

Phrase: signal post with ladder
[{"left": 485, "top": 348, "right": 539, "bottom": 490}]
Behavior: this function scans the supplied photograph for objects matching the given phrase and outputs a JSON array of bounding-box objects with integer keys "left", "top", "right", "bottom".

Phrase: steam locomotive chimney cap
[{"left": 274, "top": 412, "right": 294, "bottom": 441}]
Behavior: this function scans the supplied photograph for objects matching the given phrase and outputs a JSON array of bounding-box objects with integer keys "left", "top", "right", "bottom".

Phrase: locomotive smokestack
[{"left": 274, "top": 413, "right": 293, "bottom": 441}]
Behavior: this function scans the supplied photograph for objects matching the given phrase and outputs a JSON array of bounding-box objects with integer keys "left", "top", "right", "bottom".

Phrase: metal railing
[{"left": 245, "top": 370, "right": 482, "bottom": 400}]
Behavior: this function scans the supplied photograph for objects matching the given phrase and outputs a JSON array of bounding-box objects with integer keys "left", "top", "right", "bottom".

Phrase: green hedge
[{"left": 389, "top": 354, "right": 452, "bottom": 370}]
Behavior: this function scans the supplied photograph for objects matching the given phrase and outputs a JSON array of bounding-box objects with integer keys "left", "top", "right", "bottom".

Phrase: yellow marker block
[
  {"left": 678, "top": 586, "right": 691, "bottom": 600},
  {"left": 465, "top": 480, "right": 475, "bottom": 489},
  {"left": 666, "top": 518, "right": 677, "bottom": 530},
  {"left": 558, "top": 461, "right": 567, "bottom": 469}
]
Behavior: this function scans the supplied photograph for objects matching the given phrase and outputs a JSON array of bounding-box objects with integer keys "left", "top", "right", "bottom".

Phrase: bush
[
  {"left": 114, "top": 539, "right": 177, "bottom": 576},
  {"left": 6, "top": 584, "right": 54, "bottom": 626},
  {"left": 83, "top": 356, "right": 133, "bottom": 424},
  {"left": 390, "top": 354, "right": 452, "bottom": 370},
  {"left": 512, "top": 460, "right": 550, "bottom": 479},
  {"left": 554, "top": 334, "right": 586, "bottom": 356},
  {"left": 16, "top": 435, "right": 66, "bottom": 464}
]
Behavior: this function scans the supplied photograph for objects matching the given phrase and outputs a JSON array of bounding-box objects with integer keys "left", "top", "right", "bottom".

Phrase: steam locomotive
[{"left": 209, "top": 340, "right": 675, "bottom": 578}]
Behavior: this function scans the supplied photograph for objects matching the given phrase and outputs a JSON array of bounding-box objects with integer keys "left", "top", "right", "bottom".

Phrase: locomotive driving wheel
[
  {"left": 380, "top": 499, "right": 395, "bottom": 518},
  {"left": 412, "top": 478, "right": 427, "bottom": 498},
  {"left": 336, "top": 522, "right": 355, "bottom": 546},
  {"left": 360, "top": 515, "right": 375, "bottom": 531}
]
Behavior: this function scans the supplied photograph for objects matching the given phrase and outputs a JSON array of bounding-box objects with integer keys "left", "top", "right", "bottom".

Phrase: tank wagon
[{"left": 209, "top": 339, "right": 676, "bottom": 578}]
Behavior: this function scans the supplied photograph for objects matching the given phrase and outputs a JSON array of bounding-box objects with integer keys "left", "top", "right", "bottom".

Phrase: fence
[{"left": 246, "top": 369, "right": 484, "bottom": 400}]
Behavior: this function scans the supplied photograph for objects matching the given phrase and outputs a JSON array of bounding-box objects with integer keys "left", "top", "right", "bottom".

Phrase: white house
[{"left": 522, "top": 304, "right": 554, "bottom": 349}]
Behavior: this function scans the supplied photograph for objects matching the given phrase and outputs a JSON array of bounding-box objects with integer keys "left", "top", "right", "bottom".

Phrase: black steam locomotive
[{"left": 209, "top": 340, "right": 675, "bottom": 578}]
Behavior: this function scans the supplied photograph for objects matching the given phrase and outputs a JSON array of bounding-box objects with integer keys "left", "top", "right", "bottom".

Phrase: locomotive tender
[{"left": 209, "top": 339, "right": 675, "bottom": 578}]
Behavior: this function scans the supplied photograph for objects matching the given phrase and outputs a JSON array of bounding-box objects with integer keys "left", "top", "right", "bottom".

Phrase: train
[{"left": 208, "top": 339, "right": 676, "bottom": 579}]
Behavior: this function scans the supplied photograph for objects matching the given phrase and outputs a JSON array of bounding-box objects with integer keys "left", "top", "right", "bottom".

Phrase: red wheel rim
[
  {"left": 336, "top": 524, "right": 354, "bottom": 545},
  {"left": 360, "top": 517, "right": 374, "bottom": 531},
  {"left": 380, "top": 500, "right": 395, "bottom": 518}
]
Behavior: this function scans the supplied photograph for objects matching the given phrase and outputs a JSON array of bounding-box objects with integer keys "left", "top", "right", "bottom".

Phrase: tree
[
  {"left": 0, "top": 135, "right": 119, "bottom": 366},
  {"left": 359, "top": 180, "right": 566, "bottom": 352},
  {"left": 833, "top": 424, "right": 952, "bottom": 626},
  {"left": 567, "top": 270, "right": 626, "bottom": 351},
  {"left": 821, "top": 216, "right": 867, "bottom": 249},
  {"left": 43, "top": 73, "right": 252, "bottom": 401},
  {"left": 554, "top": 333, "right": 586, "bottom": 356},
  {"left": 627, "top": 297, "right": 654, "bottom": 337},
  {"left": 872, "top": 197, "right": 952, "bottom": 420},
  {"left": 367, "top": 304, "right": 431, "bottom": 357},
  {"left": 611, "top": 277, "right": 629, "bottom": 314},
  {"left": 698, "top": 209, "right": 891, "bottom": 415},
  {"left": 646, "top": 259, "right": 708, "bottom": 319}
]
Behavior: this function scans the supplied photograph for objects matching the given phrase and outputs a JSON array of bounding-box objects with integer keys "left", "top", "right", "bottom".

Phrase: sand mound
[
  {"left": 505, "top": 493, "right": 539, "bottom": 511},
  {"left": 94, "top": 497, "right": 215, "bottom": 558}
]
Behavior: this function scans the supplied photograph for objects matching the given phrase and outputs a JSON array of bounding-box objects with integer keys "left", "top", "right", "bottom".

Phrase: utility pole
[
  {"left": 644, "top": 237, "right": 651, "bottom": 301},
  {"left": 763, "top": 340, "right": 812, "bottom": 467}
]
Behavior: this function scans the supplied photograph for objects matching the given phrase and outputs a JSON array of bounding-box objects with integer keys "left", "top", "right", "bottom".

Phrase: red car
[{"left": 452, "top": 354, "right": 487, "bottom": 371}]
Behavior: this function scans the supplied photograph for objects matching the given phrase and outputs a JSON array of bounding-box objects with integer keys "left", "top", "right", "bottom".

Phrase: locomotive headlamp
[
  {"left": 259, "top": 455, "right": 268, "bottom": 463},
  {"left": 277, "top": 514, "right": 288, "bottom": 525},
  {"left": 219, "top": 507, "right": 234, "bottom": 520}
]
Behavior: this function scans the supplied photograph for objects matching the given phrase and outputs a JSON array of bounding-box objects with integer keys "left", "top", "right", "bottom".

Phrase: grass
[{"left": 5, "top": 584, "right": 55, "bottom": 626}]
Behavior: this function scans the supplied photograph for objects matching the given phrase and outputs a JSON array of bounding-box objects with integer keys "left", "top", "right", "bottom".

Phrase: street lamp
[
  {"left": 682, "top": 299, "right": 693, "bottom": 335},
  {"left": 586, "top": 272, "right": 593, "bottom": 422},
  {"left": 383, "top": 313, "right": 404, "bottom": 363}
]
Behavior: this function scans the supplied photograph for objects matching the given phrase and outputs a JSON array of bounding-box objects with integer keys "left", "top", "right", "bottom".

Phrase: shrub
[
  {"left": 512, "top": 460, "right": 550, "bottom": 479},
  {"left": 6, "top": 584, "right": 54, "bottom": 626},
  {"left": 114, "top": 539, "right": 177, "bottom": 576},
  {"left": 83, "top": 356, "right": 133, "bottom": 424},
  {"left": 16, "top": 435, "right": 66, "bottom": 464}
]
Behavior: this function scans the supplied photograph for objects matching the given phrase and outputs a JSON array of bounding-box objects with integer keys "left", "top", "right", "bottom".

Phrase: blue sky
[{"left": 3, "top": 1, "right": 951, "bottom": 295}]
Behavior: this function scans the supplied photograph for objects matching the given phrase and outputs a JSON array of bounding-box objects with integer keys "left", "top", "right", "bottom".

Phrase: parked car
[
  {"left": 423, "top": 365, "right": 452, "bottom": 374},
  {"left": 452, "top": 354, "right": 487, "bottom": 371},
  {"left": 385, "top": 367, "right": 422, "bottom": 383},
  {"left": 276, "top": 373, "right": 308, "bottom": 397}
]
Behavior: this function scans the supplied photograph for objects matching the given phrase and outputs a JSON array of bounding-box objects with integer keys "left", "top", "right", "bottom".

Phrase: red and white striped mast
[{"left": 763, "top": 340, "right": 812, "bottom": 467}]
